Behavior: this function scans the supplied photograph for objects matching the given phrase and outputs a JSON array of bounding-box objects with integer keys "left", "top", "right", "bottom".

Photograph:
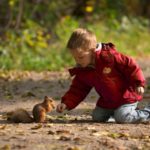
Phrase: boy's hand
[
  {"left": 136, "top": 86, "right": 144, "bottom": 95},
  {"left": 56, "top": 103, "right": 67, "bottom": 113}
]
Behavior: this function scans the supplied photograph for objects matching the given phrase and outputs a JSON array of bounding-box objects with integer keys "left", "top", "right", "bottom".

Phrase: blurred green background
[{"left": 0, "top": 0, "right": 150, "bottom": 71}]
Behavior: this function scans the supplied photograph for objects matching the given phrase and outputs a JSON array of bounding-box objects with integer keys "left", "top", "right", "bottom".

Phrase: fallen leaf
[
  {"left": 67, "top": 146, "right": 80, "bottom": 150},
  {"left": 16, "top": 130, "right": 25, "bottom": 135},
  {"left": 73, "top": 137, "right": 85, "bottom": 144},
  {"left": 86, "top": 126, "right": 96, "bottom": 130},
  {"left": 0, "top": 144, "right": 11, "bottom": 150},
  {"left": 59, "top": 136, "right": 71, "bottom": 141},
  {"left": 44, "top": 123, "right": 54, "bottom": 128},
  {"left": 109, "top": 133, "right": 120, "bottom": 138},
  {"left": 92, "top": 131, "right": 109, "bottom": 136},
  {"left": 0, "top": 125, "right": 7, "bottom": 130},
  {"left": 1, "top": 114, "right": 8, "bottom": 120},
  {"left": 31, "top": 124, "right": 42, "bottom": 130},
  {"left": 119, "top": 132, "right": 130, "bottom": 138},
  {"left": 56, "top": 130, "right": 70, "bottom": 135},
  {"left": 0, "top": 131, "right": 7, "bottom": 136},
  {"left": 48, "top": 130, "right": 55, "bottom": 135}
]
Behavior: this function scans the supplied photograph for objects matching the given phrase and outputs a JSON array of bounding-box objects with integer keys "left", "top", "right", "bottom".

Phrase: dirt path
[{"left": 0, "top": 59, "right": 150, "bottom": 150}]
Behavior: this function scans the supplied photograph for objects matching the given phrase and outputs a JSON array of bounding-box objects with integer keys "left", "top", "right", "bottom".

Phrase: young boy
[{"left": 56, "top": 28, "right": 150, "bottom": 123}]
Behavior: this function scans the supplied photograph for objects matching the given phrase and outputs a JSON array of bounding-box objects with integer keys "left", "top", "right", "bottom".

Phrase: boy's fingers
[
  {"left": 56, "top": 103, "right": 66, "bottom": 113},
  {"left": 56, "top": 105, "right": 61, "bottom": 112},
  {"left": 136, "top": 87, "right": 144, "bottom": 95},
  {"left": 59, "top": 106, "right": 63, "bottom": 111},
  {"left": 57, "top": 105, "right": 63, "bottom": 113}
]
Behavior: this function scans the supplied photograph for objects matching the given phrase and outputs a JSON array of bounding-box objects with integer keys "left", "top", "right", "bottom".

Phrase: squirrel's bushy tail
[{"left": 7, "top": 108, "right": 34, "bottom": 123}]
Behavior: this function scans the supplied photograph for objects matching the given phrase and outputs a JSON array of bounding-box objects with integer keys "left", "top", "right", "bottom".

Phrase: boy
[{"left": 57, "top": 28, "right": 150, "bottom": 123}]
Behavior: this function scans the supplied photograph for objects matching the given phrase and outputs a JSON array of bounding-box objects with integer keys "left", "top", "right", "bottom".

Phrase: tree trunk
[{"left": 15, "top": 0, "right": 24, "bottom": 29}]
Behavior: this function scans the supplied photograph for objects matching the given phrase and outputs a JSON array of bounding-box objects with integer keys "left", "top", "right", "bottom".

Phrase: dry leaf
[
  {"left": 92, "top": 131, "right": 109, "bottom": 136},
  {"left": 0, "top": 125, "right": 7, "bottom": 130},
  {"left": 73, "top": 137, "right": 85, "bottom": 144},
  {"left": 67, "top": 147, "right": 80, "bottom": 150},
  {"left": 0, "top": 144, "right": 11, "bottom": 150},
  {"left": 16, "top": 130, "right": 25, "bottom": 135},
  {"left": 85, "top": 126, "right": 96, "bottom": 130},
  {"left": 48, "top": 130, "right": 55, "bottom": 135},
  {"left": 59, "top": 136, "right": 71, "bottom": 141},
  {"left": 44, "top": 123, "right": 54, "bottom": 128},
  {"left": 119, "top": 132, "right": 130, "bottom": 138},
  {"left": 31, "top": 124, "right": 42, "bottom": 130},
  {"left": 56, "top": 130, "right": 70, "bottom": 135},
  {"left": 109, "top": 133, "right": 120, "bottom": 138}
]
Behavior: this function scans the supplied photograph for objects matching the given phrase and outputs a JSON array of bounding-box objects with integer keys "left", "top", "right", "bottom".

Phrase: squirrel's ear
[{"left": 44, "top": 96, "right": 48, "bottom": 100}]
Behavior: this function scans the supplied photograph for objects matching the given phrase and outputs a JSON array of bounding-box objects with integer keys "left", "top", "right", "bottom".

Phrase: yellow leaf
[
  {"left": 0, "top": 144, "right": 11, "bottom": 150},
  {"left": 26, "top": 39, "right": 34, "bottom": 47},
  {"left": 37, "top": 30, "right": 43, "bottom": 36},
  {"left": 85, "top": 6, "right": 93, "bottom": 13},
  {"left": 109, "top": 133, "right": 120, "bottom": 138},
  {"left": 37, "top": 35, "right": 43, "bottom": 41},
  {"left": 9, "top": 0, "right": 15, "bottom": 7},
  {"left": 37, "top": 41, "right": 48, "bottom": 48},
  {"left": 46, "top": 34, "right": 51, "bottom": 39}
]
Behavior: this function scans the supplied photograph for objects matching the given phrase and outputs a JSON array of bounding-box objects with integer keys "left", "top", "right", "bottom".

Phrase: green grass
[{"left": 0, "top": 17, "right": 150, "bottom": 71}]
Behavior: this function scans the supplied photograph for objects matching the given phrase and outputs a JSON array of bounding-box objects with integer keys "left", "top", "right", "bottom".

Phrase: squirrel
[{"left": 6, "top": 96, "right": 55, "bottom": 123}]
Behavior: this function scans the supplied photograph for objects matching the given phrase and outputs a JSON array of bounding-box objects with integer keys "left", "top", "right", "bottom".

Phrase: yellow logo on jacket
[{"left": 103, "top": 67, "right": 112, "bottom": 74}]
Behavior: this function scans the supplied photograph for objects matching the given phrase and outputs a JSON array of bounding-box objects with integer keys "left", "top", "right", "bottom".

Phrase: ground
[{"left": 0, "top": 59, "right": 150, "bottom": 150}]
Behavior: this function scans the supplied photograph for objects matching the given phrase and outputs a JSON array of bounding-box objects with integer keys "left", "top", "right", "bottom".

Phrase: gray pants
[{"left": 92, "top": 102, "right": 150, "bottom": 123}]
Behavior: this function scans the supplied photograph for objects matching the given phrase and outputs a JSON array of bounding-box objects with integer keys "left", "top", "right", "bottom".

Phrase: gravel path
[{"left": 0, "top": 59, "right": 150, "bottom": 150}]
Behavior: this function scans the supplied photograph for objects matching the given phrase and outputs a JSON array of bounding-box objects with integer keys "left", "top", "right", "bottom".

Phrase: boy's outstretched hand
[
  {"left": 136, "top": 86, "right": 145, "bottom": 95},
  {"left": 56, "top": 103, "right": 67, "bottom": 113}
]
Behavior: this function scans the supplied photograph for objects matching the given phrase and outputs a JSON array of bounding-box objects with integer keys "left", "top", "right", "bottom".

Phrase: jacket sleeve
[
  {"left": 61, "top": 75, "right": 92, "bottom": 110},
  {"left": 114, "top": 52, "right": 146, "bottom": 88}
]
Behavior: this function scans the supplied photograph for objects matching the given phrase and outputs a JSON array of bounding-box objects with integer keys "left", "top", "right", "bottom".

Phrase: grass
[{"left": 0, "top": 17, "right": 150, "bottom": 71}]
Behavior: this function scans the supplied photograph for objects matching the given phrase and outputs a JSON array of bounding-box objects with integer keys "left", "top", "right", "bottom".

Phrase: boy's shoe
[{"left": 143, "top": 103, "right": 150, "bottom": 121}]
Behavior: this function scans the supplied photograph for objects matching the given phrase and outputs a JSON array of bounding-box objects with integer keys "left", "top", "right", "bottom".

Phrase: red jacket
[{"left": 61, "top": 43, "right": 146, "bottom": 109}]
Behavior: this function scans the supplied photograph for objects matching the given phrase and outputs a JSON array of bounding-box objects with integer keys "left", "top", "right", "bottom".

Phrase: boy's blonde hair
[{"left": 67, "top": 28, "right": 97, "bottom": 51}]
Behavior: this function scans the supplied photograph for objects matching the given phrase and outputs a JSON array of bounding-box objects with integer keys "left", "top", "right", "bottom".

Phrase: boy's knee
[
  {"left": 92, "top": 111, "right": 109, "bottom": 122},
  {"left": 114, "top": 108, "right": 133, "bottom": 123},
  {"left": 92, "top": 115, "right": 107, "bottom": 122}
]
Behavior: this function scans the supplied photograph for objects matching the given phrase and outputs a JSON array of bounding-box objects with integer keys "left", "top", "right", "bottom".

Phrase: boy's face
[{"left": 71, "top": 48, "right": 94, "bottom": 68}]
